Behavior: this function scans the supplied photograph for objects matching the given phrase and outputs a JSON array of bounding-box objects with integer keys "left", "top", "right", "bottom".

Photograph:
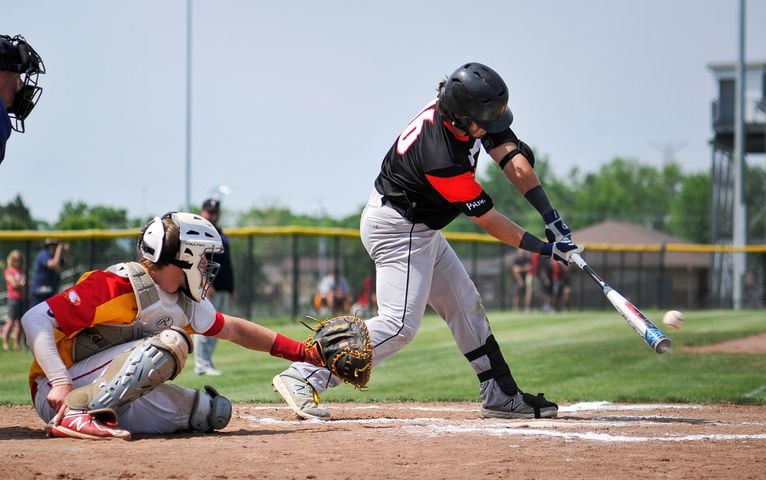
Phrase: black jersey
[{"left": 374, "top": 99, "right": 494, "bottom": 230}]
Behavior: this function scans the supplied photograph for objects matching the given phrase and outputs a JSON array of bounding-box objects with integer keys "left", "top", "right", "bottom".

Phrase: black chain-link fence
[{"left": 1, "top": 228, "right": 764, "bottom": 322}]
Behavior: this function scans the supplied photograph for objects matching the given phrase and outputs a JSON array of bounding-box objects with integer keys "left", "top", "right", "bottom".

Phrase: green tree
[
  {"left": 667, "top": 172, "right": 711, "bottom": 243},
  {"left": 53, "top": 202, "right": 140, "bottom": 275},
  {"left": 567, "top": 158, "right": 683, "bottom": 230},
  {"left": 55, "top": 201, "right": 135, "bottom": 230},
  {"left": 669, "top": 162, "right": 766, "bottom": 244},
  {"left": 744, "top": 162, "right": 766, "bottom": 243},
  {"left": 0, "top": 194, "right": 36, "bottom": 230}
]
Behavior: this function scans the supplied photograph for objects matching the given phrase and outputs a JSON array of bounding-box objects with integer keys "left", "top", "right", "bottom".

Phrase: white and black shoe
[
  {"left": 480, "top": 380, "right": 558, "bottom": 419},
  {"left": 272, "top": 367, "right": 330, "bottom": 420}
]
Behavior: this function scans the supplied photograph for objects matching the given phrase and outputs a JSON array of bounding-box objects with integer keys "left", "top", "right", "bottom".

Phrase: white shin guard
[
  {"left": 189, "top": 385, "right": 232, "bottom": 432},
  {"left": 65, "top": 327, "right": 193, "bottom": 420}
]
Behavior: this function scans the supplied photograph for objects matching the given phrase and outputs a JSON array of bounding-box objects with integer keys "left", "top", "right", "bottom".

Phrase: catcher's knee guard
[
  {"left": 189, "top": 385, "right": 232, "bottom": 432},
  {"left": 65, "top": 327, "right": 193, "bottom": 420}
]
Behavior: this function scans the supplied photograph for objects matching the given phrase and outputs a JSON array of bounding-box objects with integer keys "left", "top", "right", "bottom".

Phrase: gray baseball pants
[{"left": 291, "top": 191, "right": 496, "bottom": 391}]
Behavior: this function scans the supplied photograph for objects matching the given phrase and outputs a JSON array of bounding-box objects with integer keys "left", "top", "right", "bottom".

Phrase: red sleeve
[
  {"left": 425, "top": 171, "right": 483, "bottom": 203},
  {"left": 425, "top": 172, "right": 494, "bottom": 217},
  {"left": 203, "top": 311, "right": 225, "bottom": 336},
  {"left": 46, "top": 271, "right": 135, "bottom": 337}
]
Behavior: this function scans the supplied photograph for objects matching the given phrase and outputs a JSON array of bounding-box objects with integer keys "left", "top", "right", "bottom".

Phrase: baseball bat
[{"left": 569, "top": 253, "right": 671, "bottom": 354}]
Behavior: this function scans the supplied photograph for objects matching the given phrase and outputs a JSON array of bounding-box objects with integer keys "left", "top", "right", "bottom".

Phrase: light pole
[
  {"left": 184, "top": 0, "right": 193, "bottom": 212},
  {"left": 732, "top": 0, "right": 747, "bottom": 309}
]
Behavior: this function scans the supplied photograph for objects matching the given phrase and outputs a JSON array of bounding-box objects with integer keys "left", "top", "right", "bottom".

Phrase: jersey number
[{"left": 396, "top": 104, "right": 436, "bottom": 155}]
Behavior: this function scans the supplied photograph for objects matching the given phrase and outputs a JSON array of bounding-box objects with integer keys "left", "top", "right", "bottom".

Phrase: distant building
[{"left": 708, "top": 62, "right": 766, "bottom": 308}]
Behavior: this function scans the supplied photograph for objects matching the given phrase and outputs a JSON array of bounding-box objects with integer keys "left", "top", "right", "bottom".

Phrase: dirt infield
[
  {"left": 682, "top": 332, "right": 766, "bottom": 354},
  {"left": 2, "top": 402, "right": 765, "bottom": 479}
]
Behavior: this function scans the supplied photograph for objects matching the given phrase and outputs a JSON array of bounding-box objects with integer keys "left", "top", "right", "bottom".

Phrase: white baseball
[{"left": 662, "top": 310, "right": 684, "bottom": 330}]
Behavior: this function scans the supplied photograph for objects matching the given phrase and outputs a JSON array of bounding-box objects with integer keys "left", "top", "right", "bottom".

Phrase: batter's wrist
[{"left": 519, "top": 232, "right": 547, "bottom": 254}]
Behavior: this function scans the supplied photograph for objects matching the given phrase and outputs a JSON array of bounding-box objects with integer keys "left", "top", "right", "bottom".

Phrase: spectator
[
  {"left": 3, "top": 249, "right": 26, "bottom": 351},
  {"left": 194, "top": 198, "right": 235, "bottom": 376},
  {"left": 551, "top": 259, "right": 572, "bottom": 312},
  {"left": 511, "top": 250, "right": 532, "bottom": 312},
  {"left": 538, "top": 255, "right": 554, "bottom": 313},
  {"left": 351, "top": 275, "right": 377, "bottom": 317},
  {"left": 0, "top": 34, "right": 45, "bottom": 165},
  {"left": 30, "top": 239, "right": 69, "bottom": 307},
  {"left": 529, "top": 252, "right": 553, "bottom": 313},
  {"left": 314, "top": 272, "right": 352, "bottom": 315}
]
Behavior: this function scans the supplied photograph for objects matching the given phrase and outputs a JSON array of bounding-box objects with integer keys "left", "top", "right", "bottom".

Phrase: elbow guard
[{"left": 498, "top": 141, "right": 535, "bottom": 170}]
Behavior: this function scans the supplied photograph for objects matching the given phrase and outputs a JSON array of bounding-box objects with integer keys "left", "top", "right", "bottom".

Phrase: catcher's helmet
[
  {"left": 0, "top": 34, "right": 45, "bottom": 133},
  {"left": 439, "top": 62, "right": 513, "bottom": 133},
  {"left": 138, "top": 212, "right": 223, "bottom": 302}
]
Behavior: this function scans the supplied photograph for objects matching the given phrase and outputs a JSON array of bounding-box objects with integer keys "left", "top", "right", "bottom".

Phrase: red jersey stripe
[{"left": 425, "top": 171, "right": 484, "bottom": 203}]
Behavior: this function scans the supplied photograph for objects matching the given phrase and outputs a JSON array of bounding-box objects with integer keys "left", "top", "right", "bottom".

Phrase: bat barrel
[{"left": 575, "top": 253, "right": 672, "bottom": 355}]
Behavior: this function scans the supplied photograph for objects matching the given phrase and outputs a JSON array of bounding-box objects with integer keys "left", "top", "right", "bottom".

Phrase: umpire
[
  {"left": 0, "top": 34, "right": 45, "bottom": 165},
  {"left": 194, "top": 198, "right": 235, "bottom": 376}
]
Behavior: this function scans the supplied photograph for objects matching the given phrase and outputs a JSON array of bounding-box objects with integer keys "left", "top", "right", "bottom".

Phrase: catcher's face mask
[{"left": 0, "top": 35, "right": 45, "bottom": 133}]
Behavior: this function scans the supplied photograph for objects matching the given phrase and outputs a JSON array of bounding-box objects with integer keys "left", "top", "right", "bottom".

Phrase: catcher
[{"left": 21, "top": 212, "right": 371, "bottom": 440}]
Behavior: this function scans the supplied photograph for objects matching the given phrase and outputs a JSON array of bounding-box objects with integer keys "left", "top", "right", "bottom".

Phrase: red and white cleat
[{"left": 45, "top": 410, "right": 131, "bottom": 440}]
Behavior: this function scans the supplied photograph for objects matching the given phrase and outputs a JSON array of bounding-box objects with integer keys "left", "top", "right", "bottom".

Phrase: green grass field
[{"left": 1, "top": 309, "right": 764, "bottom": 406}]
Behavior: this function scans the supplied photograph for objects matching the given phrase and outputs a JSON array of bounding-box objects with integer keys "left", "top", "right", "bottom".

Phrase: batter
[{"left": 273, "top": 62, "right": 582, "bottom": 420}]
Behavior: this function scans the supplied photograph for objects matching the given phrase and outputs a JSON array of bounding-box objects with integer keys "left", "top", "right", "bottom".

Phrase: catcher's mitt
[{"left": 302, "top": 315, "right": 373, "bottom": 389}]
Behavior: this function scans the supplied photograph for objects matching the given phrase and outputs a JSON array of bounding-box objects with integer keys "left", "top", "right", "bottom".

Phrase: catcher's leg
[
  {"left": 64, "top": 327, "right": 193, "bottom": 422},
  {"left": 427, "top": 236, "right": 557, "bottom": 419},
  {"left": 189, "top": 385, "right": 232, "bottom": 432}
]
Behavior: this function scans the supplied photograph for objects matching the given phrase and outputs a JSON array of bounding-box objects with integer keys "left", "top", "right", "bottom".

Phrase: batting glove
[
  {"left": 543, "top": 209, "right": 572, "bottom": 242},
  {"left": 543, "top": 240, "right": 583, "bottom": 265}
]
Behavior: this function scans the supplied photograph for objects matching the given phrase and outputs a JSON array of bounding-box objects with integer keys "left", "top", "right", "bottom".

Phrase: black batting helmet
[{"left": 438, "top": 62, "right": 513, "bottom": 133}]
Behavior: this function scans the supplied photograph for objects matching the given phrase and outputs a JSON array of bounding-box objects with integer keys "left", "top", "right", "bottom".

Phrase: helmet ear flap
[
  {"left": 138, "top": 216, "right": 166, "bottom": 263},
  {"left": 438, "top": 81, "right": 471, "bottom": 132}
]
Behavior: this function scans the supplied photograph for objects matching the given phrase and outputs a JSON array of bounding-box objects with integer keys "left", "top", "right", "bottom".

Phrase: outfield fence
[{"left": 0, "top": 227, "right": 764, "bottom": 321}]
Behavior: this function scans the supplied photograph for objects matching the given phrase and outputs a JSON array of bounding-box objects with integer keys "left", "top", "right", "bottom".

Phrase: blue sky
[{"left": 2, "top": 0, "right": 765, "bottom": 224}]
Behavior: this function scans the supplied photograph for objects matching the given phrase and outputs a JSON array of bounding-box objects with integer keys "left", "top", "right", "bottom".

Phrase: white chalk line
[
  {"left": 241, "top": 402, "right": 766, "bottom": 443},
  {"left": 245, "top": 401, "right": 703, "bottom": 414},
  {"left": 242, "top": 415, "right": 760, "bottom": 431},
  {"left": 405, "top": 425, "right": 766, "bottom": 443},
  {"left": 744, "top": 384, "right": 766, "bottom": 397}
]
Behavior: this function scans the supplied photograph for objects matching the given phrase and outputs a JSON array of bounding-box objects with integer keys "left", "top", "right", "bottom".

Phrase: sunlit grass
[{"left": 1, "top": 309, "right": 764, "bottom": 406}]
